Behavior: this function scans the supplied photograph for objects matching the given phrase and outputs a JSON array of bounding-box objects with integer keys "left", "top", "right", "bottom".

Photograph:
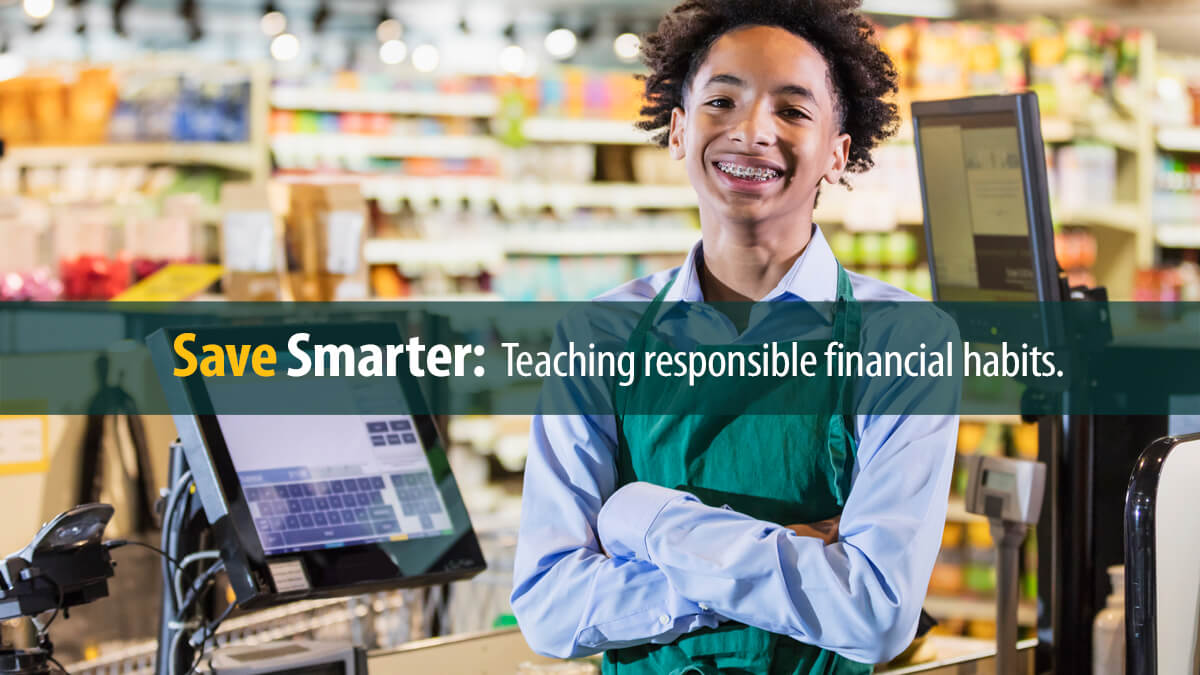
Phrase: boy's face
[{"left": 669, "top": 25, "right": 851, "bottom": 228}]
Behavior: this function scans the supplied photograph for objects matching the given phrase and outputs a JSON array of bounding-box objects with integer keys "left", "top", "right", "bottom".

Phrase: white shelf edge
[
  {"left": 364, "top": 229, "right": 699, "bottom": 262},
  {"left": 271, "top": 134, "right": 499, "bottom": 159},
  {"left": 1055, "top": 202, "right": 1144, "bottom": 234},
  {"left": 0, "top": 142, "right": 259, "bottom": 172},
  {"left": 363, "top": 237, "right": 505, "bottom": 268},
  {"left": 519, "top": 117, "right": 654, "bottom": 145},
  {"left": 504, "top": 228, "right": 698, "bottom": 256},
  {"left": 271, "top": 88, "right": 499, "bottom": 116},
  {"left": 1156, "top": 223, "right": 1200, "bottom": 248},
  {"left": 923, "top": 594, "right": 1037, "bottom": 625},
  {"left": 1157, "top": 127, "right": 1200, "bottom": 153}
]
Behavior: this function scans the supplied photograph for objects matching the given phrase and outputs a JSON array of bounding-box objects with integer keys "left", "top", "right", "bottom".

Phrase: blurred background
[{"left": 0, "top": 0, "right": 1199, "bottom": 669}]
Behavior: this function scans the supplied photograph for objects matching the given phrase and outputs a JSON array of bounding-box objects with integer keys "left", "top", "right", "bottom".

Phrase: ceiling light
[
  {"left": 23, "top": 0, "right": 54, "bottom": 20},
  {"left": 499, "top": 44, "right": 525, "bottom": 75},
  {"left": 270, "top": 32, "right": 300, "bottom": 61},
  {"left": 544, "top": 27, "right": 577, "bottom": 60},
  {"left": 411, "top": 44, "right": 439, "bottom": 73},
  {"left": 260, "top": 10, "right": 286, "bottom": 36},
  {"left": 613, "top": 32, "right": 640, "bottom": 62},
  {"left": 379, "top": 39, "right": 407, "bottom": 65}
]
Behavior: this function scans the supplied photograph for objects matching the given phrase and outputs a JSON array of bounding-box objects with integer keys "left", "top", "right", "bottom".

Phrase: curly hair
[{"left": 637, "top": 0, "right": 900, "bottom": 181}]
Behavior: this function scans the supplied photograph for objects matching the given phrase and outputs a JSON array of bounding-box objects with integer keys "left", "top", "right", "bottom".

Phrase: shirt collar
[{"left": 664, "top": 224, "right": 840, "bottom": 304}]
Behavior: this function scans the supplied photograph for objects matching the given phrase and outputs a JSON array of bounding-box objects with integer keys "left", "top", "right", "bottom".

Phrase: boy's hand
[{"left": 785, "top": 516, "right": 840, "bottom": 546}]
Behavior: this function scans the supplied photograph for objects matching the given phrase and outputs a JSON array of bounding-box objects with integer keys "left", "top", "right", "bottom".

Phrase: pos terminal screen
[
  {"left": 216, "top": 414, "right": 453, "bottom": 556},
  {"left": 917, "top": 111, "right": 1038, "bottom": 301}
]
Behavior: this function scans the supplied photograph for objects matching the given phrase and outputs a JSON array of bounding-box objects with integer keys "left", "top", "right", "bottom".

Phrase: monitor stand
[
  {"left": 1031, "top": 278, "right": 1169, "bottom": 675},
  {"left": 156, "top": 441, "right": 221, "bottom": 675}
]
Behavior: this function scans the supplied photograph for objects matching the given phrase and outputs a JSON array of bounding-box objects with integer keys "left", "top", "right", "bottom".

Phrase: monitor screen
[
  {"left": 219, "top": 415, "right": 453, "bottom": 556},
  {"left": 148, "top": 322, "right": 487, "bottom": 608},
  {"left": 917, "top": 110, "right": 1038, "bottom": 301}
]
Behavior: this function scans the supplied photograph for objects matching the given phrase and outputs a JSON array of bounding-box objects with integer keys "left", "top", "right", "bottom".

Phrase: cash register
[{"left": 147, "top": 323, "right": 487, "bottom": 675}]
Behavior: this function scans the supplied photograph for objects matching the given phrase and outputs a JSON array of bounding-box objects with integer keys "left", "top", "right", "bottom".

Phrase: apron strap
[
  {"left": 828, "top": 264, "right": 860, "bottom": 504},
  {"left": 613, "top": 272, "right": 677, "bottom": 418}
]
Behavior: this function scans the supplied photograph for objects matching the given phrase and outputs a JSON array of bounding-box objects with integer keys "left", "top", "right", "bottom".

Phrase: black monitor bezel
[
  {"left": 912, "top": 93, "right": 1065, "bottom": 345},
  {"left": 147, "top": 322, "right": 486, "bottom": 609}
]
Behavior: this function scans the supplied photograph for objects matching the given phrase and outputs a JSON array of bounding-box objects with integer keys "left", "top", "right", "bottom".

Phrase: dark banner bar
[{"left": 1, "top": 301, "right": 1198, "bottom": 416}]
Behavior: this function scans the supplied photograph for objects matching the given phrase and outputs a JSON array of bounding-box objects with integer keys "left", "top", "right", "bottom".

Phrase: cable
[
  {"left": 174, "top": 551, "right": 221, "bottom": 608},
  {"left": 186, "top": 602, "right": 236, "bottom": 675},
  {"left": 176, "top": 559, "right": 225, "bottom": 616},
  {"left": 105, "top": 539, "right": 194, "bottom": 592},
  {"left": 162, "top": 471, "right": 195, "bottom": 607},
  {"left": 32, "top": 574, "right": 64, "bottom": 636},
  {"left": 47, "top": 655, "right": 68, "bottom": 675}
]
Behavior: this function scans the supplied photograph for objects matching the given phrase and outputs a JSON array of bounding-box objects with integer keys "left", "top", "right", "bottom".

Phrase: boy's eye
[
  {"left": 706, "top": 98, "right": 732, "bottom": 108},
  {"left": 780, "top": 108, "right": 810, "bottom": 120}
]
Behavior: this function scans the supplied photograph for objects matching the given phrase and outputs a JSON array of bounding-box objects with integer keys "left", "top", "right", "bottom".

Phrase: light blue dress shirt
[{"left": 510, "top": 226, "right": 961, "bottom": 665}]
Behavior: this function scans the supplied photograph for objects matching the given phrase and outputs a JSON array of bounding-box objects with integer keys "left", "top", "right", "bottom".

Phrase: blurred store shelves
[
  {"left": 1156, "top": 223, "right": 1200, "bottom": 248},
  {"left": 1156, "top": 127, "right": 1200, "bottom": 153},
  {"left": 271, "top": 88, "right": 499, "bottom": 117},
  {"left": 519, "top": 117, "right": 655, "bottom": 144},
  {"left": 271, "top": 134, "right": 500, "bottom": 159},
  {"left": 923, "top": 594, "right": 1038, "bottom": 626},
  {"left": 0, "top": 142, "right": 261, "bottom": 173}
]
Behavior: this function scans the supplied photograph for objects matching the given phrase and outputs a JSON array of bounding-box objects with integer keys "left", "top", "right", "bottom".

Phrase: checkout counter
[{"left": 365, "top": 628, "right": 1037, "bottom": 675}]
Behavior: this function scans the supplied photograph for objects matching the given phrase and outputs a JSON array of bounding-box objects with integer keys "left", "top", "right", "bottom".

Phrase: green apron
[{"left": 603, "top": 265, "right": 872, "bottom": 675}]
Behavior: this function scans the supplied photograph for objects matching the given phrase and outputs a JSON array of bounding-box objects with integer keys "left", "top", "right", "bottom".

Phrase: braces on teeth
[{"left": 717, "top": 162, "right": 779, "bottom": 181}]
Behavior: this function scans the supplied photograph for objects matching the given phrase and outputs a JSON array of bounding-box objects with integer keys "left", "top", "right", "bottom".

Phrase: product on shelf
[
  {"left": 1, "top": 63, "right": 252, "bottom": 147},
  {"left": 1055, "top": 227, "right": 1099, "bottom": 289},
  {"left": 283, "top": 183, "right": 369, "bottom": 301},
  {"left": 53, "top": 202, "right": 130, "bottom": 300},
  {"left": 221, "top": 182, "right": 284, "bottom": 301},
  {"left": 0, "top": 197, "right": 60, "bottom": 300},
  {"left": 1054, "top": 144, "right": 1117, "bottom": 212},
  {"left": 1155, "top": 53, "right": 1200, "bottom": 127},
  {"left": 1154, "top": 155, "right": 1200, "bottom": 226}
]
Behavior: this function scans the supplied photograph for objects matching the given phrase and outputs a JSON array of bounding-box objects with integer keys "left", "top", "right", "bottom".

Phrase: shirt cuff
[{"left": 597, "top": 481, "right": 692, "bottom": 561}]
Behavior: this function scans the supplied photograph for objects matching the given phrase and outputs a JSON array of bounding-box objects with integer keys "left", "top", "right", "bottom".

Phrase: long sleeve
[
  {"left": 597, "top": 410, "right": 958, "bottom": 664},
  {"left": 510, "top": 315, "right": 720, "bottom": 659}
]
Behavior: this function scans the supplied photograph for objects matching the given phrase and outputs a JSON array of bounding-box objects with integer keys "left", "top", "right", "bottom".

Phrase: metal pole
[
  {"left": 156, "top": 442, "right": 186, "bottom": 675},
  {"left": 993, "top": 521, "right": 1028, "bottom": 675}
]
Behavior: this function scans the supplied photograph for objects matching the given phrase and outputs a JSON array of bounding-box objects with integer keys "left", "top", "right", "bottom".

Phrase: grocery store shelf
[
  {"left": 357, "top": 177, "right": 698, "bottom": 211},
  {"left": 363, "top": 237, "right": 505, "bottom": 268},
  {"left": 1058, "top": 117, "right": 1140, "bottom": 151},
  {"left": 1156, "top": 223, "right": 1200, "bottom": 248},
  {"left": 1157, "top": 127, "right": 1200, "bottom": 153},
  {"left": 891, "top": 117, "right": 1135, "bottom": 149},
  {"left": 1056, "top": 202, "right": 1144, "bottom": 234},
  {"left": 816, "top": 197, "right": 924, "bottom": 229},
  {"left": 504, "top": 228, "right": 698, "bottom": 255},
  {"left": 924, "top": 594, "right": 1037, "bottom": 625},
  {"left": 271, "top": 87, "right": 499, "bottom": 116},
  {"left": 519, "top": 117, "right": 654, "bottom": 144},
  {"left": 0, "top": 142, "right": 260, "bottom": 172},
  {"left": 364, "top": 228, "right": 699, "bottom": 263},
  {"left": 271, "top": 134, "right": 499, "bottom": 159},
  {"left": 946, "top": 497, "right": 986, "bottom": 524}
]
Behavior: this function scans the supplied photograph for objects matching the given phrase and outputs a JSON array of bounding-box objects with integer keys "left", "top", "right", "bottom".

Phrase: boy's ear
[
  {"left": 822, "top": 133, "right": 851, "bottom": 184},
  {"left": 668, "top": 107, "right": 686, "bottom": 160}
]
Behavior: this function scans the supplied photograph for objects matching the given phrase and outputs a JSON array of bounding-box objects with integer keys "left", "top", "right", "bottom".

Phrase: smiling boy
[{"left": 511, "top": 1, "right": 959, "bottom": 672}]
